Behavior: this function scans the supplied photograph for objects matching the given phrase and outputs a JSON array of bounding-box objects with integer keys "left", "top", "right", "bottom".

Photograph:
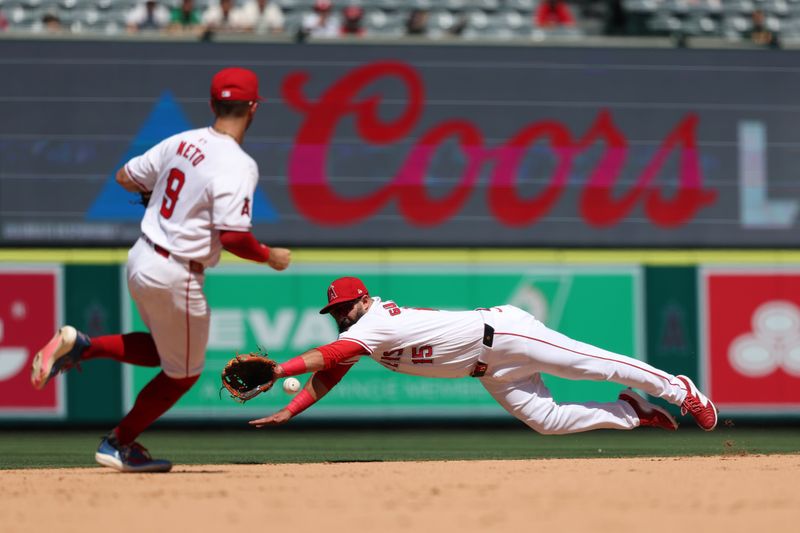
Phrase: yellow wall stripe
[{"left": 3, "top": 248, "right": 800, "bottom": 265}]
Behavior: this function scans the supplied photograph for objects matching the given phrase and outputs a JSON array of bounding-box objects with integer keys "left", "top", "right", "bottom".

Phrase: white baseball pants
[
  {"left": 126, "top": 238, "right": 209, "bottom": 378},
  {"left": 478, "top": 305, "right": 687, "bottom": 434}
]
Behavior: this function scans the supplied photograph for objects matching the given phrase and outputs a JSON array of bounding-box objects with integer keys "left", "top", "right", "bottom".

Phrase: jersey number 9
[{"left": 160, "top": 168, "right": 186, "bottom": 219}]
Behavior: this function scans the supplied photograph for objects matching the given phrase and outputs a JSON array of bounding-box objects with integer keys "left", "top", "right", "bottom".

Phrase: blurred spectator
[
  {"left": 748, "top": 9, "right": 779, "bottom": 48},
  {"left": 126, "top": 1, "right": 170, "bottom": 33},
  {"left": 169, "top": 0, "right": 202, "bottom": 32},
  {"left": 300, "top": 0, "right": 339, "bottom": 39},
  {"left": 0, "top": 9, "right": 8, "bottom": 32},
  {"left": 405, "top": 8, "right": 428, "bottom": 36},
  {"left": 340, "top": 5, "right": 364, "bottom": 36},
  {"left": 42, "top": 12, "right": 64, "bottom": 32},
  {"left": 203, "top": 0, "right": 238, "bottom": 32},
  {"left": 233, "top": 0, "right": 284, "bottom": 34},
  {"left": 535, "top": 0, "right": 575, "bottom": 28},
  {"left": 449, "top": 13, "right": 468, "bottom": 36},
  {"left": 688, "top": 0, "right": 721, "bottom": 8},
  {"left": 604, "top": 0, "right": 627, "bottom": 35}
]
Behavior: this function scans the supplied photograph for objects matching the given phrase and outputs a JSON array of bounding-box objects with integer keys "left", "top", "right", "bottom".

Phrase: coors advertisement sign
[{"left": 0, "top": 43, "right": 798, "bottom": 246}]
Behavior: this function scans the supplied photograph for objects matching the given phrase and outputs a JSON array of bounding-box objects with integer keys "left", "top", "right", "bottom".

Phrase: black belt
[
  {"left": 141, "top": 235, "right": 205, "bottom": 274},
  {"left": 470, "top": 323, "right": 494, "bottom": 378}
]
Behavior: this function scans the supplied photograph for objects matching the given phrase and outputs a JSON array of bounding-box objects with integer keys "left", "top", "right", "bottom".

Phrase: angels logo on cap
[{"left": 320, "top": 277, "right": 368, "bottom": 314}]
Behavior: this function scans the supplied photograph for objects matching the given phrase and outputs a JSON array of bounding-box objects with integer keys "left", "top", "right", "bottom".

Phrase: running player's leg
[
  {"left": 80, "top": 333, "right": 161, "bottom": 366},
  {"left": 112, "top": 371, "right": 198, "bottom": 445},
  {"left": 79, "top": 241, "right": 172, "bottom": 368},
  {"left": 480, "top": 373, "right": 638, "bottom": 434},
  {"left": 112, "top": 260, "right": 209, "bottom": 445},
  {"left": 30, "top": 245, "right": 163, "bottom": 389}
]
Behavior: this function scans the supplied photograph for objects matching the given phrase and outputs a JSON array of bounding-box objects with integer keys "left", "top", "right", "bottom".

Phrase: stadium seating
[
  {"left": 0, "top": 0, "right": 793, "bottom": 43},
  {"left": 0, "top": 0, "right": 584, "bottom": 40},
  {"left": 622, "top": 0, "right": 794, "bottom": 42}
]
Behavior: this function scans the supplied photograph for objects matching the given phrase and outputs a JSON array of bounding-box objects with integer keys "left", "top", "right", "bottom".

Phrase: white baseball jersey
[
  {"left": 339, "top": 297, "right": 485, "bottom": 378},
  {"left": 125, "top": 127, "right": 258, "bottom": 267},
  {"left": 335, "top": 300, "right": 692, "bottom": 435}
]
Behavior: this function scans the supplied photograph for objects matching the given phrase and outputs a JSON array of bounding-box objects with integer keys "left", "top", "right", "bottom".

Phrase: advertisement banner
[
  {"left": 0, "top": 267, "right": 64, "bottom": 417},
  {"left": 702, "top": 268, "right": 800, "bottom": 411},
  {"left": 125, "top": 265, "right": 641, "bottom": 419},
  {"left": 2, "top": 42, "right": 800, "bottom": 247}
]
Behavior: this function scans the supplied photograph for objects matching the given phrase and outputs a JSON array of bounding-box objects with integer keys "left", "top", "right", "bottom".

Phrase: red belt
[{"left": 141, "top": 235, "right": 204, "bottom": 274}]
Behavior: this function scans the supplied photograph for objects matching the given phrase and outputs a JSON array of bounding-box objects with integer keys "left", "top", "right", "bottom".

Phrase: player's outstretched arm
[
  {"left": 276, "top": 341, "right": 368, "bottom": 378},
  {"left": 248, "top": 364, "right": 352, "bottom": 428},
  {"left": 274, "top": 348, "right": 326, "bottom": 378},
  {"left": 219, "top": 231, "right": 292, "bottom": 270}
]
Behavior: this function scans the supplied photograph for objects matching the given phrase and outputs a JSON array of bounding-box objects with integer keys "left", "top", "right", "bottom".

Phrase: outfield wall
[
  {"left": 2, "top": 250, "right": 800, "bottom": 424},
  {"left": 2, "top": 40, "right": 800, "bottom": 247}
]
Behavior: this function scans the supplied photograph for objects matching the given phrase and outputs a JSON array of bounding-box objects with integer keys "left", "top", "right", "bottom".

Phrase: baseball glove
[
  {"left": 221, "top": 351, "right": 278, "bottom": 403},
  {"left": 139, "top": 192, "right": 152, "bottom": 207}
]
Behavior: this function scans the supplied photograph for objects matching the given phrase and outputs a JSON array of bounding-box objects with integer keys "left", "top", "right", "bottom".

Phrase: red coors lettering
[{"left": 283, "top": 61, "right": 716, "bottom": 228}]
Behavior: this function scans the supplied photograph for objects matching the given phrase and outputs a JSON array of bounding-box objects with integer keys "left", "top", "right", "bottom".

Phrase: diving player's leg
[
  {"left": 480, "top": 374, "right": 638, "bottom": 434},
  {"left": 498, "top": 308, "right": 686, "bottom": 405}
]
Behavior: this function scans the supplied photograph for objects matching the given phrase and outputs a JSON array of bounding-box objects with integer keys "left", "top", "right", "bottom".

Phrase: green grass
[{"left": 1, "top": 427, "right": 799, "bottom": 470}]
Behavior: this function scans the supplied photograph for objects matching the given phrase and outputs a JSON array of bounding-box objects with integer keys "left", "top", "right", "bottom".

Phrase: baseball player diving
[
  {"left": 30, "top": 67, "right": 291, "bottom": 473},
  {"left": 248, "top": 277, "right": 718, "bottom": 433}
]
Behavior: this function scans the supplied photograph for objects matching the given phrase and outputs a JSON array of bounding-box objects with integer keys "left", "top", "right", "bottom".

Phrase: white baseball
[{"left": 282, "top": 377, "right": 301, "bottom": 394}]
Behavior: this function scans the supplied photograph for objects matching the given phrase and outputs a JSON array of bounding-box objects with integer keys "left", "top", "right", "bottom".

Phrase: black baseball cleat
[{"left": 95, "top": 433, "right": 172, "bottom": 473}]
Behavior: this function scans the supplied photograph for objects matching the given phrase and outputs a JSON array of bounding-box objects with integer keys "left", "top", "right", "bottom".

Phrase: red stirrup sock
[
  {"left": 113, "top": 371, "right": 199, "bottom": 445},
  {"left": 83, "top": 333, "right": 161, "bottom": 367}
]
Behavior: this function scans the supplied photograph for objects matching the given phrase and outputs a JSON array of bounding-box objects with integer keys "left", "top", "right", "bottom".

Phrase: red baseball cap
[
  {"left": 344, "top": 5, "right": 363, "bottom": 19},
  {"left": 210, "top": 67, "right": 263, "bottom": 102},
  {"left": 314, "top": 0, "right": 332, "bottom": 12},
  {"left": 319, "top": 277, "right": 369, "bottom": 314}
]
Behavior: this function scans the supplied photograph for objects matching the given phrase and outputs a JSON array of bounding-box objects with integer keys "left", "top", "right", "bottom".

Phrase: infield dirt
[{"left": 2, "top": 455, "right": 798, "bottom": 533}]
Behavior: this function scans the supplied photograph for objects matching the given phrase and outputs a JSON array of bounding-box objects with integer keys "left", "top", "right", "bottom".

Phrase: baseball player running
[
  {"left": 250, "top": 277, "right": 718, "bottom": 433},
  {"left": 31, "top": 67, "right": 291, "bottom": 473}
]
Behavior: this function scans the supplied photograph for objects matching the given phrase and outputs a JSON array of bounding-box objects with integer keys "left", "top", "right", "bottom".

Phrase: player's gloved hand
[
  {"left": 221, "top": 351, "right": 278, "bottom": 403},
  {"left": 267, "top": 247, "right": 292, "bottom": 271},
  {"left": 138, "top": 192, "right": 152, "bottom": 207},
  {"left": 249, "top": 408, "right": 293, "bottom": 428}
]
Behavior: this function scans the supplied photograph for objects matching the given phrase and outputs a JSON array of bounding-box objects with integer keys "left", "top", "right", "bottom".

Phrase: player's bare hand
[
  {"left": 267, "top": 247, "right": 291, "bottom": 271},
  {"left": 249, "top": 409, "right": 292, "bottom": 428}
]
